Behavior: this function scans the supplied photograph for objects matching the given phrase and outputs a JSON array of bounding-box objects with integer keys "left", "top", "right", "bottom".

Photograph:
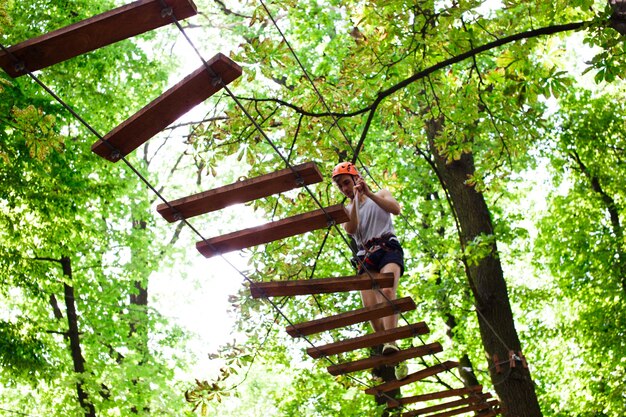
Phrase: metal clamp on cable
[
  {"left": 210, "top": 76, "right": 223, "bottom": 88},
  {"left": 110, "top": 150, "right": 121, "bottom": 161},
  {"left": 160, "top": 6, "right": 173, "bottom": 18},
  {"left": 173, "top": 212, "right": 184, "bottom": 222},
  {"left": 388, "top": 301, "right": 402, "bottom": 315},
  {"left": 508, "top": 350, "right": 528, "bottom": 369},
  {"left": 326, "top": 219, "right": 335, "bottom": 228},
  {"left": 13, "top": 61, "right": 25, "bottom": 73}
]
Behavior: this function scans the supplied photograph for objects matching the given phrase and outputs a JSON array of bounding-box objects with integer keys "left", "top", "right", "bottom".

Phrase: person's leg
[
  {"left": 360, "top": 288, "right": 385, "bottom": 332},
  {"left": 380, "top": 262, "right": 401, "bottom": 331}
]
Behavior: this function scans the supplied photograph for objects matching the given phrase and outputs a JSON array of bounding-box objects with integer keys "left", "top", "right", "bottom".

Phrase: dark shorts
[{"left": 356, "top": 239, "right": 404, "bottom": 276}]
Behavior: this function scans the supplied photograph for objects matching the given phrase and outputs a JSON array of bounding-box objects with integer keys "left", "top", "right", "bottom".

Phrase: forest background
[{"left": 1, "top": 0, "right": 625, "bottom": 416}]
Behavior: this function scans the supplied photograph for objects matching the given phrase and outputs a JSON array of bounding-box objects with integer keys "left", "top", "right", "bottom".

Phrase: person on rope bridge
[{"left": 332, "top": 162, "right": 408, "bottom": 380}]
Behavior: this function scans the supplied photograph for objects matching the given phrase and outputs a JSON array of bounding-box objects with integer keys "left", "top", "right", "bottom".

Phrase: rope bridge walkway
[{"left": 0, "top": 1, "right": 505, "bottom": 415}]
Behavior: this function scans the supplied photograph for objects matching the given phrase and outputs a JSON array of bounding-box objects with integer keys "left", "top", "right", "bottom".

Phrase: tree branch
[{"left": 351, "top": 21, "right": 588, "bottom": 160}]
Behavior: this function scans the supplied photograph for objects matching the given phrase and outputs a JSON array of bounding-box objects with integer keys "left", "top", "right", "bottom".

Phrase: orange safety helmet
[{"left": 332, "top": 162, "right": 360, "bottom": 179}]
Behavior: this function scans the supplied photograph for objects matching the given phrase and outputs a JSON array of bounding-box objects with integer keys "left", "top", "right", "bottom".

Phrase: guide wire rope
[
  {"left": 153, "top": 5, "right": 424, "bottom": 408},
  {"left": 0, "top": 12, "right": 411, "bottom": 412},
  {"left": 5, "top": 1, "right": 506, "bottom": 407},
  {"left": 1, "top": 43, "right": 408, "bottom": 410},
  {"left": 232, "top": 0, "right": 510, "bottom": 402},
  {"left": 253, "top": 2, "right": 455, "bottom": 364},
  {"left": 165, "top": 1, "right": 510, "bottom": 406},
  {"left": 253, "top": 1, "right": 503, "bottom": 396},
  {"left": 256, "top": 0, "right": 429, "bottom": 331},
  {"left": 157, "top": 0, "right": 409, "bottom": 321}
]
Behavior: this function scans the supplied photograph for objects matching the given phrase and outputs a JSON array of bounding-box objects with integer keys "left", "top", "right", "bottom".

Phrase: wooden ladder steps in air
[
  {"left": 387, "top": 385, "right": 484, "bottom": 408},
  {"left": 158, "top": 162, "right": 323, "bottom": 222},
  {"left": 250, "top": 272, "right": 394, "bottom": 299},
  {"left": 196, "top": 204, "right": 348, "bottom": 258},
  {"left": 327, "top": 342, "right": 443, "bottom": 376},
  {"left": 365, "top": 360, "right": 460, "bottom": 396},
  {"left": 307, "top": 322, "right": 429, "bottom": 359},
  {"left": 0, "top": 0, "right": 197, "bottom": 77},
  {"left": 157, "top": 160, "right": 342, "bottom": 258},
  {"left": 92, "top": 53, "right": 241, "bottom": 161},
  {"left": 285, "top": 296, "right": 416, "bottom": 337},
  {"left": 402, "top": 399, "right": 500, "bottom": 417},
  {"left": 0, "top": 1, "right": 502, "bottom": 414},
  {"left": 400, "top": 395, "right": 496, "bottom": 417}
]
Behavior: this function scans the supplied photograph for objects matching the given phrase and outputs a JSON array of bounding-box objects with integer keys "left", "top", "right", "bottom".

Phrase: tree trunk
[
  {"left": 60, "top": 256, "right": 97, "bottom": 417},
  {"left": 426, "top": 118, "right": 542, "bottom": 417},
  {"left": 129, "top": 220, "right": 151, "bottom": 414}
]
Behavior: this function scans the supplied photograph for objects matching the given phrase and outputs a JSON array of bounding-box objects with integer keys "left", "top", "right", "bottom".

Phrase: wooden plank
[
  {"left": 197, "top": 204, "right": 349, "bottom": 259},
  {"left": 250, "top": 272, "right": 394, "bottom": 299},
  {"left": 0, "top": 0, "right": 197, "bottom": 77},
  {"left": 387, "top": 385, "right": 483, "bottom": 408},
  {"left": 158, "top": 162, "right": 323, "bottom": 222},
  {"left": 327, "top": 342, "right": 442, "bottom": 376},
  {"left": 403, "top": 400, "right": 499, "bottom": 417},
  {"left": 399, "top": 394, "right": 491, "bottom": 417},
  {"left": 307, "top": 322, "right": 429, "bottom": 359},
  {"left": 92, "top": 53, "right": 241, "bottom": 161},
  {"left": 286, "top": 297, "right": 416, "bottom": 338},
  {"left": 365, "top": 360, "right": 459, "bottom": 395}
]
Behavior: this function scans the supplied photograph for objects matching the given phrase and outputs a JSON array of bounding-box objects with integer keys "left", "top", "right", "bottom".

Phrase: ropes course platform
[
  {"left": 158, "top": 162, "right": 323, "bottom": 222},
  {"left": 92, "top": 53, "right": 241, "bottom": 161},
  {"left": 196, "top": 204, "right": 348, "bottom": 258},
  {"left": 0, "top": 0, "right": 197, "bottom": 77}
]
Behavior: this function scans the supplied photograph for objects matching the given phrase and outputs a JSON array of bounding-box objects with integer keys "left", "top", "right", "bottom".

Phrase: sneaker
[
  {"left": 371, "top": 374, "right": 384, "bottom": 384},
  {"left": 394, "top": 361, "right": 409, "bottom": 380},
  {"left": 371, "top": 368, "right": 384, "bottom": 384},
  {"left": 382, "top": 342, "right": 400, "bottom": 355}
]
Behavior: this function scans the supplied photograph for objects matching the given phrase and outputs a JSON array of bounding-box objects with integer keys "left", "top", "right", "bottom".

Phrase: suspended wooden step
[
  {"left": 286, "top": 297, "right": 416, "bottom": 338},
  {"left": 92, "top": 53, "right": 241, "bottom": 161},
  {"left": 365, "top": 360, "right": 459, "bottom": 395},
  {"left": 0, "top": 0, "right": 197, "bottom": 77},
  {"left": 250, "top": 272, "right": 394, "bottom": 299},
  {"left": 327, "top": 342, "right": 442, "bottom": 376},
  {"left": 196, "top": 204, "right": 348, "bottom": 258},
  {"left": 407, "top": 400, "right": 499, "bottom": 417},
  {"left": 307, "top": 322, "right": 429, "bottom": 359},
  {"left": 399, "top": 393, "right": 491, "bottom": 417},
  {"left": 387, "top": 385, "right": 483, "bottom": 408},
  {"left": 158, "top": 162, "right": 323, "bottom": 222}
]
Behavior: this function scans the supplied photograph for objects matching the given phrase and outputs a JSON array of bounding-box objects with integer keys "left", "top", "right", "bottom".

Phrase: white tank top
[{"left": 347, "top": 196, "right": 395, "bottom": 255}]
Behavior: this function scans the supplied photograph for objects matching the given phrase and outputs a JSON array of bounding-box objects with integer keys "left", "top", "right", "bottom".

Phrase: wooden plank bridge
[{"left": 0, "top": 1, "right": 502, "bottom": 415}]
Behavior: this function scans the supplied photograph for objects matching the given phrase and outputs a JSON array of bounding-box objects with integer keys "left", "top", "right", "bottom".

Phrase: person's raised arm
[
  {"left": 356, "top": 178, "right": 401, "bottom": 215},
  {"left": 342, "top": 190, "right": 359, "bottom": 235}
]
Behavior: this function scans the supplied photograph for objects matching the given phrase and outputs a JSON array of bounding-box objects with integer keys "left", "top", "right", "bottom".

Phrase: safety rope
[
  {"left": 253, "top": 0, "right": 504, "bottom": 397},
  {"left": 0, "top": 4, "right": 419, "bottom": 411}
]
